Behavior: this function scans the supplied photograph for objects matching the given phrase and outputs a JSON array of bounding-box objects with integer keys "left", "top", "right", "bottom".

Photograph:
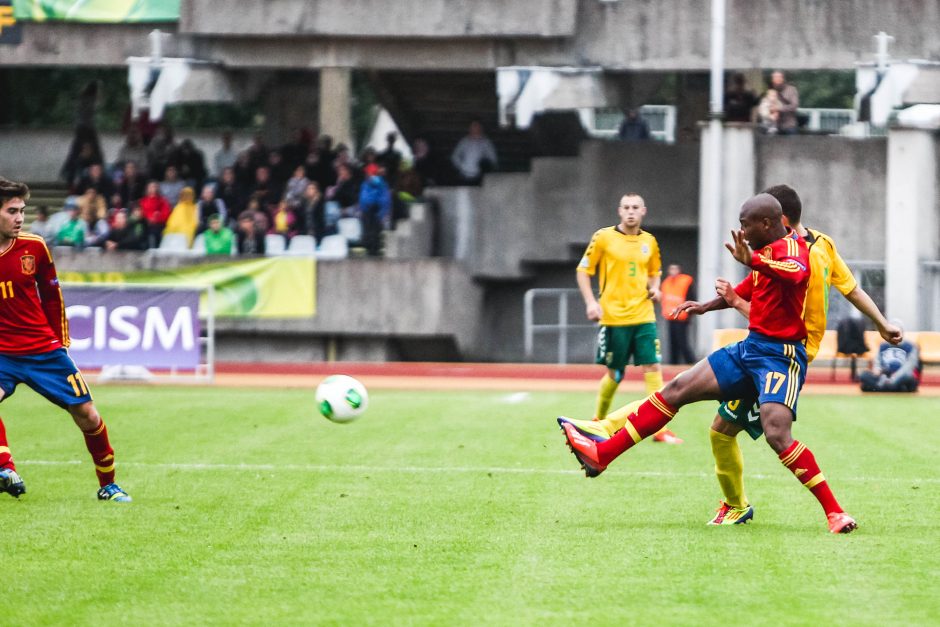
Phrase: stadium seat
[
  {"left": 265, "top": 233, "right": 287, "bottom": 256},
  {"left": 916, "top": 331, "right": 940, "bottom": 367},
  {"left": 154, "top": 233, "right": 191, "bottom": 255},
  {"left": 191, "top": 233, "right": 206, "bottom": 255},
  {"left": 711, "top": 328, "right": 748, "bottom": 352},
  {"left": 316, "top": 234, "right": 349, "bottom": 260},
  {"left": 337, "top": 217, "right": 362, "bottom": 244},
  {"left": 286, "top": 234, "right": 317, "bottom": 255}
]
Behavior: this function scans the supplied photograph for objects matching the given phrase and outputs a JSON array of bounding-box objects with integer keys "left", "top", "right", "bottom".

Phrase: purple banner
[{"left": 63, "top": 286, "right": 201, "bottom": 369}]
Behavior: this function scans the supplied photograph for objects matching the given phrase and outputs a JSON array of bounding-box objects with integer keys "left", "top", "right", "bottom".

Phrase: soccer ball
[{"left": 316, "top": 375, "right": 368, "bottom": 423}]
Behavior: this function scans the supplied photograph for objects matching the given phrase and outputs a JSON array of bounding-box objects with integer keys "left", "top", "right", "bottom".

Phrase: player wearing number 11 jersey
[{"left": 0, "top": 177, "right": 130, "bottom": 502}]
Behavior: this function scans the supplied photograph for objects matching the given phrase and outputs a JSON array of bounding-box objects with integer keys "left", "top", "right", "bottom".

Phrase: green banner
[
  {"left": 59, "top": 257, "right": 316, "bottom": 318},
  {"left": 13, "top": 0, "right": 179, "bottom": 22}
]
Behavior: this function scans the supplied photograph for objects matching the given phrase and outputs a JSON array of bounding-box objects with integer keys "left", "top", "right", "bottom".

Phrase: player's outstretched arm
[
  {"left": 672, "top": 295, "right": 729, "bottom": 319},
  {"left": 844, "top": 286, "right": 902, "bottom": 345},
  {"left": 716, "top": 277, "right": 750, "bottom": 319}
]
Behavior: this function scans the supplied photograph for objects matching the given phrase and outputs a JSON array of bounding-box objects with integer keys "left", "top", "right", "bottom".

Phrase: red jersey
[
  {"left": 0, "top": 233, "right": 69, "bottom": 354},
  {"left": 733, "top": 229, "right": 809, "bottom": 341}
]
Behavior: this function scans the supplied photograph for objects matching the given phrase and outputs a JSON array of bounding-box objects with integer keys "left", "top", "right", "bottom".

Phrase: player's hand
[
  {"left": 647, "top": 287, "right": 661, "bottom": 302},
  {"left": 725, "top": 229, "right": 753, "bottom": 266},
  {"left": 715, "top": 277, "right": 741, "bottom": 307},
  {"left": 586, "top": 301, "right": 603, "bottom": 322},
  {"left": 879, "top": 323, "right": 903, "bottom": 345},
  {"left": 672, "top": 300, "right": 706, "bottom": 318}
]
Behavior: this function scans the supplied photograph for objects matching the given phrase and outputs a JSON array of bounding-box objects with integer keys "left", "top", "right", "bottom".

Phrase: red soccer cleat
[
  {"left": 561, "top": 423, "right": 608, "bottom": 478},
  {"left": 827, "top": 512, "right": 858, "bottom": 534},
  {"left": 653, "top": 429, "right": 683, "bottom": 444}
]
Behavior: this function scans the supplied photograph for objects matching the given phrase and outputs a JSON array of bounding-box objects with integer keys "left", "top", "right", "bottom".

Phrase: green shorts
[
  {"left": 595, "top": 322, "right": 661, "bottom": 373},
  {"left": 717, "top": 398, "right": 763, "bottom": 440}
]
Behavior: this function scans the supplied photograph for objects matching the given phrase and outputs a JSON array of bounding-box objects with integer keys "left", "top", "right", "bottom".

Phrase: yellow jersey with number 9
[
  {"left": 578, "top": 227, "right": 661, "bottom": 326},
  {"left": 802, "top": 228, "right": 857, "bottom": 362}
]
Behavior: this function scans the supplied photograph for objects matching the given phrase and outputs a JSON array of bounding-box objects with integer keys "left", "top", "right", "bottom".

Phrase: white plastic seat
[
  {"left": 190, "top": 233, "right": 206, "bottom": 255},
  {"left": 315, "top": 234, "right": 349, "bottom": 259},
  {"left": 286, "top": 234, "right": 317, "bottom": 255},
  {"left": 155, "top": 233, "right": 190, "bottom": 255},
  {"left": 265, "top": 233, "right": 287, "bottom": 256},
  {"left": 336, "top": 217, "right": 362, "bottom": 243}
]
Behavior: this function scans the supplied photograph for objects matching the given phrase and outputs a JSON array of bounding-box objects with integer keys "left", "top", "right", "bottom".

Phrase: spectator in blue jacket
[{"left": 358, "top": 163, "right": 391, "bottom": 256}]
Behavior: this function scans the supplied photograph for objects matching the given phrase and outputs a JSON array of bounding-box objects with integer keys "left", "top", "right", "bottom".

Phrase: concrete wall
[
  {"left": 2, "top": 1, "right": 938, "bottom": 70},
  {"left": 756, "top": 135, "right": 888, "bottom": 260}
]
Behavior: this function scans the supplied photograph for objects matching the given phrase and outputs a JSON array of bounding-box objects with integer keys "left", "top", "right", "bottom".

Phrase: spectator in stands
[
  {"left": 28, "top": 205, "right": 57, "bottom": 243},
  {"left": 378, "top": 132, "right": 403, "bottom": 186},
  {"left": 147, "top": 125, "right": 177, "bottom": 180},
  {"left": 159, "top": 165, "right": 186, "bottom": 206},
  {"left": 55, "top": 203, "right": 87, "bottom": 248},
  {"left": 769, "top": 71, "right": 800, "bottom": 134},
  {"left": 104, "top": 208, "right": 147, "bottom": 251},
  {"left": 76, "top": 188, "right": 107, "bottom": 228},
  {"left": 46, "top": 198, "right": 75, "bottom": 239},
  {"left": 172, "top": 139, "right": 207, "bottom": 190},
  {"left": 306, "top": 134, "right": 338, "bottom": 191},
  {"left": 245, "top": 133, "right": 270, "bottom": 172},
  {"left": 164, "top": 186, "right": 199, "bottom": 247},
  {"left": 723, "top": 72, "right": 759, "bottom": 123},
  {"left": 108, "top": 192, "right": 127, "bottom": 217},
  {"left": 249, "top": 166, "right": 281, "bottom": 212},
  {"left": 233, "top": 150, "right": 255, "bottom": 191},
  {"left": 412, "top": 137, "right": 446, "bottom": 187},
  {"left": 117, "top": 161, "right": 146, "bottom": 206},
  {"left": 618, "top": 108, "right": 652, "bottom": 142},
  {"left": 62, "top": 139, "right": 103, "bottom": 193},
  {"left": 284, "top": 165, "right": 311, "bottom": 208},
  {"left": 859, "top": 323, "right": 921, "bottom": 392},
  {"left": 295, "top": 181, "right": 327, "bottom": 245},
  {"left": 359, "top": 163, "right": 392, "bottom": 256},
  {"left": 78, "top": 163, "right": 113, "bottom": 200},
  {"left": 280, "top": 128, "right": 313, "bottom": 172},
  {"left": 269, "top": 200, "right": 296, "bottom": 242},
  {"left": 115, "top": 126, "right": 149, "bottom": 173},
  {"left": 203, "top": 214, "right": 235, "bottom": 256},
  {"left": 236, "top": 210, "right": 266, "bottom": 255},
  {"left": 757, "top": 88, "right": 781, "bottom": 134},
  {"left": 327, "top": 162, "right": 359, "bottom": 210},
  {"left": 196, "top": 183, "right": 228, "bottom": 233},
  {"left": 139, "top": 181, "right": 171, "bottom": 248},
  {"left": 216, "top": 167, "right": 244, "bottom": 219},
  {"left": 451, "top": 120, "right": 498, "bottom": 184},
  {"left": 213, "top": 131, "right": 238, "bottom": 177},
  {"left": 267, "top": 150, "right": 291, "bottom": 192}
]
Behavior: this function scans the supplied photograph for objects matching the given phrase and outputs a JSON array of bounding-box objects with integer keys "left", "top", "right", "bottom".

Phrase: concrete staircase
[{"left": 26, "top": 181, "right": 70, "bottom": 226}]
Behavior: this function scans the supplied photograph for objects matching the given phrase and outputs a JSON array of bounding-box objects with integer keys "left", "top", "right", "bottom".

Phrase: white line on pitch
[{"left": 19, "top": 459, "right": 939, "bottom": 484}]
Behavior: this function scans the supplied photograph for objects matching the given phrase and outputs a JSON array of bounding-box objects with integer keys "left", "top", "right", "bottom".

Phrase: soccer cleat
[
  {"left": 560, "top": 422, "right": 608, "bottom": 478},
  {"left": 0, "top": 467, "right": 26, "bottom": 498},
  {"left": 653, "top": 429, "right": 683, "bottom": 444},
  {"left": 556, "top": 416, "right": 610, "bottom": 442},
  {"left": 827, "top": 512, "right": 857, "bottom": 534},
  {"left": 97, "top": 482, "right": 132, "bottom": 503},
  {"left": 707, "top": 501, "right": 754, "bottom": 525}
]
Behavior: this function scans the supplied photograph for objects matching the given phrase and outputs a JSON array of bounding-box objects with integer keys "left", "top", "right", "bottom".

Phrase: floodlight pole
[{"left": 696, "top": 0, "right": 727, "bottom": 355}]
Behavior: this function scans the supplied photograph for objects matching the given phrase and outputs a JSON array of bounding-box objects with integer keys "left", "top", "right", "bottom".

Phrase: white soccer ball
[{"left": 316, "top": 375, "right": 368, "bottom": 423}]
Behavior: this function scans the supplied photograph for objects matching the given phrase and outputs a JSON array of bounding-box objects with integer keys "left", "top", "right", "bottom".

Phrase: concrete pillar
[
  {"left": 319, "top": 67, "right": 353, "bottom": 151},
  {"left": 885, "top": 127, "right": 938, "bottom": 330},
  {"left": 696, "top": 123, "right": 756, "bottom": 356}
]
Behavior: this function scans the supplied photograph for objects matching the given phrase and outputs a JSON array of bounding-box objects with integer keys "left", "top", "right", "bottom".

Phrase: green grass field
[{"left": 2, "top": 385, "right": 938, "bottom": 626}]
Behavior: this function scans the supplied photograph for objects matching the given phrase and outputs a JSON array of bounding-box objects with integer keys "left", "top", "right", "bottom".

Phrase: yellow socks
[
  {"left": 710, "top": 428, "right": 748, "bottom": 509},
  {"left": 644, "top": 370, "right": 664, "bottom": 395},
  {"left": 596, "top": 370, "right": 665, "bottom": 435},
  {"left": 593, "top": 373, "right": 619, "bottom": 423}
]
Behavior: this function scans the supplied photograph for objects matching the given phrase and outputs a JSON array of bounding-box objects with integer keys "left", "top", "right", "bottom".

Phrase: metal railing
[
  {"left": 583, "top": 105, "right": 677, "bottom": 143},
  {"left": 798, "top": 108, "right": 857, "bottom": 133},
  {"left": 523, "top": 288, "right": 596, "bottom": 364}
]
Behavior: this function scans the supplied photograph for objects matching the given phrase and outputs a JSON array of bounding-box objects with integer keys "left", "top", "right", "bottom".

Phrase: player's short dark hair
[
  {"left": 0, "top": 177, "right": 30, "bottom": 203},
  {"left": 762, "top": 184, "right": 801, "bottom": 225}
]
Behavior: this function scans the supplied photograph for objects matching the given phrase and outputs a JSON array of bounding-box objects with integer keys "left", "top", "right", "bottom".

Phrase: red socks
[
  {"left": 779, "top": 440, "right": 843, "bottom": 515},
  {"left": 83, "top": 420, "right": 116, "bottom": 487},
  {"left": 596, "top": 392, "right": 677, "bottom": 465},
  {"left": 0, "top": 416, "right": 14, "bottom": 471}
]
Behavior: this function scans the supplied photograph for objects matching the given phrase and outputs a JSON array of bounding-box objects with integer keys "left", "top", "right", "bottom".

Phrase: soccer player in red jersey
[
  {"left": 560, "top": 192, "right": 857, "bottom": 533},
  {"left": 0, "top": 177, "right": 130, "bottom": 501}
]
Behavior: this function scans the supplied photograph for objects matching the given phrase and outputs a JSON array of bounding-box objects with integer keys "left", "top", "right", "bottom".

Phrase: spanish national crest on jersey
[{"left": 20, "top": 254, "right": 35, "bottom": 275}]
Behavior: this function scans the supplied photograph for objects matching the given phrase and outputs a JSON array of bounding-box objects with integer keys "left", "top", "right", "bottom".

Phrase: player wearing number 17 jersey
[
  {"left": 0, "top": 177, "right": 130, "bottom": 502},
  {"left": 559, "top": 193, "right": 857, "bottom": 533}
]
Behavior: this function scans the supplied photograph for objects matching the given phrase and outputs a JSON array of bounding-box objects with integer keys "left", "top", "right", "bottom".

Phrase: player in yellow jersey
[
  {"left": 704, "top": 184, "right": 901, "bottom": 530},
  {"left": 574, "top": 193, "right": 681, "bottom": 444}
]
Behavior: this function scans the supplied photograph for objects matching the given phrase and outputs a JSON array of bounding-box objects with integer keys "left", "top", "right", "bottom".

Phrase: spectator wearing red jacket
[{"left": 139, "top": 180, "right": 171, "bottom": 248}]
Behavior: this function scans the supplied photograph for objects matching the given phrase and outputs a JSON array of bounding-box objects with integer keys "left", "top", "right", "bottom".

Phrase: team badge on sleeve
[{"left": 20, "top": 255, "right": 36, "bottom": 275}]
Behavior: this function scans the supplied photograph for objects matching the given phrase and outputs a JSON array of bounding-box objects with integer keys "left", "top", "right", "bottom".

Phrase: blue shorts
[
  {"left": 707, "top": 331, "right": 807, "bottom": 418},
  {"left": 0, "top": 349, "right": 93, "bottom": 409}
]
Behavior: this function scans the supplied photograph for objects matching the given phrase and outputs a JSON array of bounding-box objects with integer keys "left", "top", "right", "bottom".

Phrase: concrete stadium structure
[{"left": 2, "top": 0, "right": 939, "bottom": 362}]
